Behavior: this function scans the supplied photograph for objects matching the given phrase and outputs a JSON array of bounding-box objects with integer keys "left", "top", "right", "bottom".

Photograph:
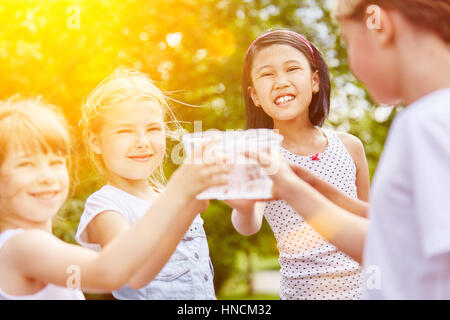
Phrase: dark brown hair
[{"left": 243, "top": 30, "right": 331, "bottom": 129}]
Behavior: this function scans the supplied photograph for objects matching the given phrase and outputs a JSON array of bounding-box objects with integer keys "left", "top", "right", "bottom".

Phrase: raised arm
[
  {"left": 125, "top": 199, "right": 209, "bottom": 289},
  {"left": 289, "top": 164, "right": 369, "bottom": 218},
  {"left": 249, "top": 150, "right": 368, "bottom": 263},
  {"left": 5, "top": 145, "right": 231, "bottom": 293},
  {"left": 7, "top": 186, "right": 200, "bottom": 293},
  {"left": 278, "top": 173, "right": 368, "bottom": 263},
  {"left": 228, "top": 200, "right": 266, "bottom": 236}
]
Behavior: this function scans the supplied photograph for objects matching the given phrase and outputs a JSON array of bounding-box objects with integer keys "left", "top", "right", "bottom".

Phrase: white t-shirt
[
  {"left": 363, "top": 88, "right": 450, "bottom": 299},
  {"left": 76, "top": 185, "right": 154, "bottom": 251}
]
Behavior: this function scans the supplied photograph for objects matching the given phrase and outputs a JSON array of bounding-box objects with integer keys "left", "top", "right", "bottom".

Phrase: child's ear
[
  {"left": 312, "top": 70, "right": 320, "bottom": 95},
  {"left": 367, "top": 5, "right": 395, "bottom": 47},
  {"left": 248, "top": 86, "right": 261, "bottom": 107},
  {"left": 87, "top": 132, "right": 102, "bottom": 155}
]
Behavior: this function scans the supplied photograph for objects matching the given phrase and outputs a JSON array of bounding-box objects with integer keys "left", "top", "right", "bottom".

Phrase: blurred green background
[{"left": 0, "top": 0, "right": 397, "bottom": 299}]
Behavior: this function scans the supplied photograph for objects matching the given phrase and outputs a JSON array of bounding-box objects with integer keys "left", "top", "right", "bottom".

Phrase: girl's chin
[
  {"left": 109, "top": 166, "right": 158, "bottom": 182},
  {"left": 120, "top": 171, "right": 155, "bottom": 181},
  {"left": 268, "top": 107, "right": 308, "bottom": 121},
  {"left": 271, "top": 113, "right": 304, "bottom": 122}
]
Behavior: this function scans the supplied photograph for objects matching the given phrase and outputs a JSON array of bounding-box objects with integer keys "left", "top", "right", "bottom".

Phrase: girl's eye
[
  {"left": 117, "top": 129, "right": 132, "bottom": 134},
  {"left": 50, "top": 159, "right": 66, "bottom": 166},
  {"left": 147, "top": 127, "right": 162, "bottom": 132},
  {"left": 17, "top": 161, "right": 33, "bottom": 168},
  {"left": 287, "top": 66, "right": 300, "bottom": 72},
  {"left": 260, "top": 73, "right": 273, "bottom": 78}
]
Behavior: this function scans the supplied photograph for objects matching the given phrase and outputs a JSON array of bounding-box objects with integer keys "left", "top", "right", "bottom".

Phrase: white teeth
[{"left": 275, "top": 95, "right": 294, "bottom": 105}]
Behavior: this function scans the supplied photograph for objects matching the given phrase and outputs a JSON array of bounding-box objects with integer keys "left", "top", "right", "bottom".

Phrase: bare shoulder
[
  {"left": 335, "top": 131, "right": 368, "bottom": 169},
  {"left": 336, "top": 132, "right": 365, "bottom": 155}
]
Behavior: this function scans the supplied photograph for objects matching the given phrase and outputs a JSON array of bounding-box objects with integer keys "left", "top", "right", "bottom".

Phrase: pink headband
[{"left": 244, "top": 30, "right": 316, "bottom": 77}]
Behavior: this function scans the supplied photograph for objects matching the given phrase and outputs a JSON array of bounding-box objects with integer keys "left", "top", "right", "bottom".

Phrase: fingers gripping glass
[{"left": 182, "top": 129, "right": 283, "bottom": 200}]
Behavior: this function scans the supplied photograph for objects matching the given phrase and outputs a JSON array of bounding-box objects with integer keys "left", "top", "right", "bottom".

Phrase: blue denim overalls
[{"left": 113, "top": 215, "right": 215, "bottom": 300}]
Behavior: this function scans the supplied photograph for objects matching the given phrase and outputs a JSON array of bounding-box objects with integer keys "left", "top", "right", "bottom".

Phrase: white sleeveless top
[
  {"left": 0, "top": 229, "right": 85, "bottom": 300},
  {"left": 264, "top": 129, "right": 363, "bottom": 300}
]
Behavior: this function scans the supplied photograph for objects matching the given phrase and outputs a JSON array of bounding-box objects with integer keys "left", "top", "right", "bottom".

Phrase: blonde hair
[
  {"left": 80, "top": 68, "right": 184, "bottom": 189},
  {"left": 0, "top": 97, "right": 71, "bottom": 169}
]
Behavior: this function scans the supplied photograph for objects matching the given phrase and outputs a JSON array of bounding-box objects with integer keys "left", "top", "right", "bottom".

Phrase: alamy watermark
[
  {"left": 170, "top": 120, "right": 283, "bottom": 176},
  {"left": 67, "top": 5, "right": 81, "bottom": 30},
  {"left": 366, "top": 5, "right": 381, "bottom": 30},
  {"left": 365, "top": 265, "right": 382, "bottom": 290},
  {"left": 66, "top": 265, "right": 81, "bottom": 290}
]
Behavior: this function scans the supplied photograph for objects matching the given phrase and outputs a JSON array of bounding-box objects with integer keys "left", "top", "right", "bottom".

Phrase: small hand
[
  {"left": 169, "top": 138, "right": 232, "bottom": 199},
  {"left": 244, "top": 149, "right": 308, "bottom": 199}
]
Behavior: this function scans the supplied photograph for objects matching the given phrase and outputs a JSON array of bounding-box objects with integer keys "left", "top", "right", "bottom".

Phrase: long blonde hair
[{"left": 79, "top": 68, "right": 184, "bottom": 189}]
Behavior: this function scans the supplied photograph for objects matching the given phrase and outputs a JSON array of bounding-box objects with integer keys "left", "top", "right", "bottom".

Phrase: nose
[
  {"left": 36, "top": 162, "right": 57, "bottom": 185},
  {"left": 135, "top": 131, "right": 152, "bottom": 150},
  {"left": 274, "top": 73, "right": 290, "bottom": 89}
]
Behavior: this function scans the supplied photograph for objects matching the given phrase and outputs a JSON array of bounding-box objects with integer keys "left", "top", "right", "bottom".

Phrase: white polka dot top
[{"left": 264, "top": 129, "right": 363, "bottom": 300}]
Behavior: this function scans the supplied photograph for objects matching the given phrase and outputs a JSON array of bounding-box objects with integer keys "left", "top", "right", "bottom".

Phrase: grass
[{"left": 217, "top": 253, "right": 280, "bottom": 300}]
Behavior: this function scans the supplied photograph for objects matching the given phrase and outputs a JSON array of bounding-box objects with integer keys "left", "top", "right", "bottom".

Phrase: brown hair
[{"left": 334, "top": 0, "right": 450, "bottom": 43}]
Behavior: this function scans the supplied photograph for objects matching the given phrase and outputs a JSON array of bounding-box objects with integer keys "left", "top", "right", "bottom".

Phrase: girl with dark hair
[
  {"left": 228, "top": 29, "right": 370, "bottom": 300},
  {"left": 247, "top": 0, "right": 450, "bottom": 299}
]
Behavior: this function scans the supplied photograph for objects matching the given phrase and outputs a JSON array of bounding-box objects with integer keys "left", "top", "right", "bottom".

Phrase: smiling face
[
  {"left": 0, "top": 149, "right": 69, "bottom": 226},
  {"left": 89, "top": 99, "right": 166, "bottom": 182},
  {"left": 248, "top": 44, "right": 320, "bottom": 124}
]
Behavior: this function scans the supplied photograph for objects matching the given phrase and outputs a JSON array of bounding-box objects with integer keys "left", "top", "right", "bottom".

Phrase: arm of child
[
  {"left": 250, "top": 150, "right": 368, "bottom": 263},
  {"left": 289, "top": 164, "right": 369, "bottom": 218},
  {"left": 87, "top": 210, "right": 128, "bottom": 248},
  {"left": 337, "top": 132, "right": 371, "bottom": 203},
  {"left": 228, "top": 200, "right": 266, "bottom": 236},
  {"left": 85, "top": 140, "right": 229, "bottom": 289},
  {"left": 5, "top": 146, "right": 230, "bottom": 293},
  {"left": 282, "top": 174, "right": 368, "bottom": 263},
  {"left": 6, "top": 186, "right": 198, "bottom": 293},
  {"left": 86, "top": 203, "right": 207, "bottom": 289},
  {"left": 126, "top": 199, "right": 208, "bottom": 289}
]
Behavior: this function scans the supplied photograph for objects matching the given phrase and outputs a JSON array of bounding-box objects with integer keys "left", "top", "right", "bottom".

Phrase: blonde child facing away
[
  {"left": 75, "top": 69, "right": 218, "bottom": 300},
  {"left": 0, "top": 98, "right": 229, "bottom": 300}
]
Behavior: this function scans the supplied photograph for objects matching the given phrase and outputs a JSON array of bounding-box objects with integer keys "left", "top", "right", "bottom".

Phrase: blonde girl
[
  {"left": 76, "top": 69, "right": 218, "bottom": 299},
  {"left": 0, "top": 98, "right": 228, "bottom": 299}
]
